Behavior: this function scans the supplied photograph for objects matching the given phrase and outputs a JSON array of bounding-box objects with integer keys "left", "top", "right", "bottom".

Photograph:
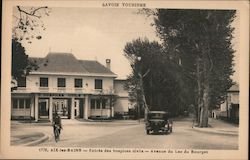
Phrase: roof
[
  {"left": 148, "top": 111, "right": 167, "bottom": 114},
  {"left": 228, "top": 84, "right": 239, "bottom": 92},
  {"left": 79, "top": 60, "right": 114, "bottom": 74},
  {"left": 29, "top": 52, "right": 116, "bottom": 76}
]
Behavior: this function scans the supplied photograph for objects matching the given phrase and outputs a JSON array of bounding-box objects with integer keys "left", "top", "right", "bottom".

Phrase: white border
[{"left": 1, "top": 0, "right": 249, "bottom": 159}]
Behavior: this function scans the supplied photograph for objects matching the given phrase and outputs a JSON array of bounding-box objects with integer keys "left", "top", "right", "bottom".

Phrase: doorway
[
  {"left": 53, "top": 99, "right": 69, "bottom": 119},
  {"left": 39, "top": 99, "right": 49, "bottom": 119}
]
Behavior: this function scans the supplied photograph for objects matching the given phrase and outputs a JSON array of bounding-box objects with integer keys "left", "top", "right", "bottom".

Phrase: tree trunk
[
  {"left": 196, "top": 57, "right": 203, "bottom": 125},
  {"left": 138, "top": 73, "right": 149, "bottom": 120},
  {"left": 199, "top": 79, "right": 210, "bottom": 127},
  {"left": 198, "top": 46, "right": 210, "bottom": 128}
]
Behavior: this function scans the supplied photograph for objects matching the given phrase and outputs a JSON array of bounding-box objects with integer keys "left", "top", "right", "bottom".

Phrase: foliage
[
  {"left": 12, "top": 6, "right": 51, "bottom": 43},
  {"left": 151, "top": 9, "right": 236, "bottom": 127},
  {"left": 12, "top": 39, "right": 38, "bottom": 81},
  {"left": 124, "top": 38, "right": 187, "bottom": 115},
  {"left": 11, "top": 6, "right": 50, "bottom": 85}
]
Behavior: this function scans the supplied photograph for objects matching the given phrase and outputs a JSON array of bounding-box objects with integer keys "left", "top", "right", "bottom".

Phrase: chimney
[{"left": 106, "top": 59, "right": 111, "bottom": 70}]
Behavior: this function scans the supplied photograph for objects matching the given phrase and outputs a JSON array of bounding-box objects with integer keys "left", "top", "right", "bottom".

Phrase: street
[{"left": 11, "top": 118, "right": 238, "bottom": 149}]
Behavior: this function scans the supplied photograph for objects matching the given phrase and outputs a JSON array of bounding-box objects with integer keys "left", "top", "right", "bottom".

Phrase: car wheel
[{"left": 146, "top": 130, "right": 150, "bottom": 135}]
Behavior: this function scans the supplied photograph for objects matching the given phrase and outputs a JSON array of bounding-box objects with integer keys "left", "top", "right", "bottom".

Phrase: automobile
[{"left": 145, "top": 111, "right": 173, "bottom": 135}]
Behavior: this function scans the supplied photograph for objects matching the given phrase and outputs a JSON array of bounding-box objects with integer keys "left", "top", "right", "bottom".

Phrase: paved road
[{"left": 11, "top": 118, "right": 238, "bottom": 149}]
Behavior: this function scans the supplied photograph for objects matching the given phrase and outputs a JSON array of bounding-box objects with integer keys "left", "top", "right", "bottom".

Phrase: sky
[
  {"left": 17, "top": 7, "right": 239, "bottom": 83},
  {"left": 18, "top": 8, "right": 159, "bottom": 79}
]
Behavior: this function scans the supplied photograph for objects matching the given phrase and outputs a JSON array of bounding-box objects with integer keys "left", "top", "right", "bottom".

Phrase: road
[{"left": 11, "top": 118, "right": 238, "bottom": 149}]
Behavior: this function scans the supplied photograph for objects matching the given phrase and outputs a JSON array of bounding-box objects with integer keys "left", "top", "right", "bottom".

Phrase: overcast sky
[
  {"left": 18, "top": 7, "right": 239, "bottom": 82},
  {"left": 19, "top": 8, "right": 158, "bottom": 79}
]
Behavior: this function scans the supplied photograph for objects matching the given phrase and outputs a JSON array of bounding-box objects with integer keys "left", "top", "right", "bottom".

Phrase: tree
[
  {"left": 11, "top": 6, "right": 50, "bottom": 88},
  {"left": 124, "top": 38, "right": 186, "bottom": 117},
  {"left": 12, "top": 6, "right": 51, "bottom": 43},
  {"left": 150, "top": 9, "right": 236, "bottom": 127},
  {"left": 12, "top": 39, "right": 38, "bottom": 81}
]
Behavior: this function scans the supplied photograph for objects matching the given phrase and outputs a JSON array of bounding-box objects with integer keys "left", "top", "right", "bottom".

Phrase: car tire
[{"left": 146, "top": 130, "right": 150, "bottom": 135}]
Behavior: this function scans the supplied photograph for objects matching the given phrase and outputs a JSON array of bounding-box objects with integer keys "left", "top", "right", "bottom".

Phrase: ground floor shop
[{"left": 11, "top": 93, "right": 115, "bottom": 121}]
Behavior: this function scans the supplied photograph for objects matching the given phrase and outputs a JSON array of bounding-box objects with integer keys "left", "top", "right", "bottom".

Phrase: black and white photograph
[{"left": 1, "top": 0, "right": 249, "bottom": 159}]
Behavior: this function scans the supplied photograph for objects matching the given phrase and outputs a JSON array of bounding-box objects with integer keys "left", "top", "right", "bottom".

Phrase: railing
[
  {"left": 13, "top": 86, "right": 115, "bottom": 95},
  {"left": 13, "top": 87, "right": 30, "bottom": 93}
]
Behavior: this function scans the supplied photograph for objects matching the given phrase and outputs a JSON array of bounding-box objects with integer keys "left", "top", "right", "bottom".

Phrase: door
[
  {"left": 74, "top": 99, "right": 80, "bottom": 118},
  {"left": 79, "top": 99, "right": 84, "bottom": 118},
  {"left": 39, "top": 100, "right": 49, "bottom": 119},
  {"left": 53, "top": 99, "right": 69, "bottom": 119}
]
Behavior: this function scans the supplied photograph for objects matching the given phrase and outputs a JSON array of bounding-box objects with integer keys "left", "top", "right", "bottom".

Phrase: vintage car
[{"left": 145, "top": 111, "right": 173, "bottom": 135}]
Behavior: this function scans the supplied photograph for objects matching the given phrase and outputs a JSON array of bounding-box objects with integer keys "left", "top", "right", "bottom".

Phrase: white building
[
  {"left": 11, "top": 52, "right": 130, "bottom": 121},
  {"left": 113, "top": 79, "right": 134, "bottom": 115},
  {"left": 212, "top": 84, "right": 239, "bottom": 123}
]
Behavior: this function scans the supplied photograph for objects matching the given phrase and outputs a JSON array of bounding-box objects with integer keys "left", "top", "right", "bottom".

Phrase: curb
[
  {"left": 24, "top": 134, "right": 49, "bottom": 146},
  {"left": 76, "top": 119, "right": 143, "bottom": 125},
  {"left": 77, "top": 121, "right": 141, "bottom": 125},
  {"left": 192, "top": 127, "right": 238, "bottom": 136}
]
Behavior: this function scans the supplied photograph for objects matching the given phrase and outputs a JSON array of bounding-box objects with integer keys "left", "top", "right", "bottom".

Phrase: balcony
[
  {"left": 13, "top": 86, "right": 115, "bottom": 95},
  {"left": 12, "top": 87, "right": 31, "bottom": 93}
]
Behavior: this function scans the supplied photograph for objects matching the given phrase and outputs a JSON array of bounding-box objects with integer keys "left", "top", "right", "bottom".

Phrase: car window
[{"left": 149, "top": 113, "right": 164, "bottom": 119}]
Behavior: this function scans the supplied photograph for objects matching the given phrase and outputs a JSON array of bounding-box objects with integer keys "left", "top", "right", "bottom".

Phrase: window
[
  {"left": 12, "top": 99, "right": 31, "bottom": 109},
  {"left": 90, "top": 99, "right": 108, "bottom": 109},
  {"left": 95, "top": 79, "right": 103, "bottom": 89},
  {"left": 58, "top": 78, "right": 66, "bottom": 87},
  {"left": 19, "top": 99, "right": 25, "bottom": 109},
  {"left": 13, "top": 99, "right": 18, "bottom": 109},
  {"left": 91, "top": 99, "right": 95, "bottom": 109},
  {"left": 102, "top": 99, "right": 107, "bottom": 109},
  {"left": 74, "top": 78, "right": 82, "bottom": 88},
  {"left": 40, "top": 77, "right": 48, "bottom": 87},
  {"left": 17, "top": 77, "right": 26, "bottom": 87},
  {"left": 26, "top": 99, "right": 30, "bottom": 109},
  {"left": 96, "top": 99, "right": 101, "bottom": 109}
]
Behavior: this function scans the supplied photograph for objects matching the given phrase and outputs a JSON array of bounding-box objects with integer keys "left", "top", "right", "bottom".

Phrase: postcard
[{"left": 1, "top": 0, "right": 249, "bottom": 159}]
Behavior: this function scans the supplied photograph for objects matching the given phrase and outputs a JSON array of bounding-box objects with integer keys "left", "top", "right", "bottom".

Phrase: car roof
[{"left": 148, "top": 111, "right": 167, "bottom": 114}]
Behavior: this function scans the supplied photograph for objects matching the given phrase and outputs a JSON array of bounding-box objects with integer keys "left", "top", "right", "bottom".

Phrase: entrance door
[
  {"left": 79, "top": 99, "right": 84, "bottom": 118},
  {"left": 39, "top": 100, "right": 49, "bottom": 119},
  {"left": 74, "top": 99, "right": 80, "bottom": 118},
  {"left": 231, "top": 104, "right": 239, "bottom": 123},
  {"left": 53, "top": 99, "right": 69, "bottom": 119}
]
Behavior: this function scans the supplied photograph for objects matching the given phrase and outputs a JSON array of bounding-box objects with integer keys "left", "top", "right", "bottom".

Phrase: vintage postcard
[{"left": 1, "top": 0, "right": 249, "bottom": 159}]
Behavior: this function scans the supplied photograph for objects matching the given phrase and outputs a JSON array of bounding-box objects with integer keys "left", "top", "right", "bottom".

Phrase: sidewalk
[{"left": 192, "top": 118, "right": 238, "bottom": 136}]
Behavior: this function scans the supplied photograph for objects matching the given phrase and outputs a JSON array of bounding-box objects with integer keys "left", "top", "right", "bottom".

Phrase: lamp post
[{"left": 137, "top": 57, "right": 141, "bottom": 123}]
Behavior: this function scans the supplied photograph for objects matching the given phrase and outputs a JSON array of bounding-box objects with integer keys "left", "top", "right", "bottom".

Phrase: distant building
[
  {"left": 11, "top": 52, "right": 130, "bottom": 121},
  {"left": 212, "top": 84, "right": 239, "bottom": 123},
  {"left": 114, "top": 79, "right": 134, "bottom": 113}
]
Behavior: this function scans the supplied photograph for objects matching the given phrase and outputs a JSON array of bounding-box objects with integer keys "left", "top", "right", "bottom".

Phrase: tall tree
[
  {"left": 150, "top": 9, "right": 236, "bottom": 127},
  {"left": 124, "top": 38, "right": 186, "bottom": 116}
]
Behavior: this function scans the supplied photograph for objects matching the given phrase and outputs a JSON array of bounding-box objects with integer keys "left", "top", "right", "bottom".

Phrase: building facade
[
  {"left": 212, "top": 84, "right": 239, "bottom": 123},
  {"left": 113, "top": 79, "right": 135, "bottom": 115},
  {"left": 11, "top": 52, "right": 123, "bottom": 121}
]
